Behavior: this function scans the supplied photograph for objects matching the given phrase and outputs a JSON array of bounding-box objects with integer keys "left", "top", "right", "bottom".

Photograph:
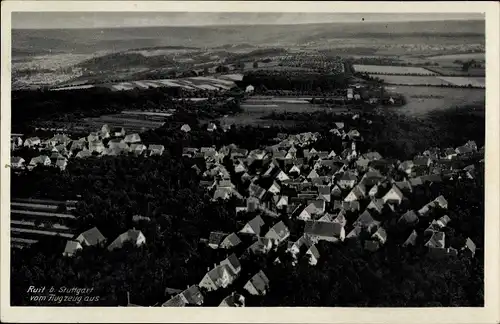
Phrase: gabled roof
[
  {"left": 247, "top": 271, "right": 270, "bottom": 294},
  {"left": 464, "top": 237, "right": 476, "bottom": 254},
  {"left": 182, "top": 285, "right": 204, "bottom": 305},
  {"left": 425, "top": 231, "right": 446, "bottom": 249},
  {"left": 304, "top": 220, "right": 344, "bottom": 238},
  {"left": 303, "top": 200, "right": 325, "bottom": 215},
  {"left": 242, "top": 216, "right": 265, "bottom": 235},
  {"left": 219, "top": 293, "right": 245, "bottom": 307},
  {"left": 77, "top": 227, "right": 106, "bottom": 246},
  {"left": 248, "top": 237, "right": 273, "bottom": 253},
  {"left": 402, "top": 230, "right": 418, "bottom": 247},
  {"left": 306, "top": 244, "right": 320, "bottom": 259},
  {"left": 220, "top": 253, "right": 241, "bottom": 275},
  {"left": 339, "top": 172, "right": 357, "bottom": 181},
  {"left": 398, "top": 210, "right": 419, "bottom": 225},
  {"left": 367, "top": 198, "right": 385, "bottom": 214},
  {"left": 353, "top": 210, "right": 377, "bottom": 228},
  {"left": 63, "top": 240, "right": 82, "bottom": 256},
  {"left": 107, "top": 229, "right": 144, "bottom": 251},
  {"left": 364, "top": 152, "right": 382, "bottom": 161},
  {"left": 222, "top": 233, "right": 241, "bottom": 248},
  {"left": 162, "top": 294, "right": 187, "bottom": 307},
  {"left": 371, "top": 227, "right": 387, "bottom": 243},
  {"left": 209, "top": 231, "right": 228, "bottom": 246},
  {"left": 266, "top": 221, "right": 289, "bottom": 241}
]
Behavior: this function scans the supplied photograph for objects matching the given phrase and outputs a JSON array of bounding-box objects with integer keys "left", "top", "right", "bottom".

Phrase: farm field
[
  {"left": 426, "top": 52, "right": 485, "bottom": 61},
  {"left": 353, "top": 64, "right": 437, "bottom": 75},
  {"left": 218, "top": 97, "right": 353, "bottom": 126},
  {"left": 424, "top": 66, "right": 485, "bottom": 77},
  {"left": 84, "top": 113, "right": 165, "bottom": 133},
  {"left": 375, "top": 74, "right": 485, "bottom": 88},
  {"left": 385, "top": 85, "right": 485, "bottom": 116},
  {"left": 10, "top": 198, "right": 78, "bottom": 250}
]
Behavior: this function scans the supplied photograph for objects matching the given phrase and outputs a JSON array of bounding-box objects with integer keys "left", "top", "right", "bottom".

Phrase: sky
[{"left": 12, "top": 12, "right": 484, "bottom": 29}]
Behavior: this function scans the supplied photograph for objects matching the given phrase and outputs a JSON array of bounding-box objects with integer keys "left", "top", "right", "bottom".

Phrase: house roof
[
  {"left": 399, "top": 210, "right": 419, "bottom": 225},
  {"left": 307, "top": 244, "right": 320, "bottom": 259},
  {"left": 209, "top": 231, "right": 228, "bottom": 246},
  {"left": 409, "top": 177, "right": 424, "bottom": 187},
  {"left": 339, "top": 172, "right": 357, "bottom": 181},
  {"left": 219, "top": 293, "right": 245, "bottom": 307},
  {"left": 403, "top": 230, "right": 418, "bottom": 247},
  {"left": 162, "top": 294, "right": 187, "bottom": 307},
  {"left": 78, "top": 227, "right": 106, "bottom": 246},
  {"left": 364, "top": 152, "right": 382, "bottom": 161},
  {"left": 384, "top": 185, "right": 404, "bottom": 200},
  {"left": 206, "top": 264, "right": 233, "bottom": 286},
  {"left": 414, "top": 156, "right": 431, "bottom": 166},
  {"left": 63, "top": 240, "right": 82, "bottom": 255},
  {"left": 372, "top": 227, "right": 387, "bottom": 242},
  {"left": 149, "top": 144, "right": 164, "bottom": 150},
  {"left": 433, "top": 195, "right": 448, "bottom": 208},
  {"left": 395, "top": 180, "right": 412, "bottom": 192},
  {"left": 248, "top": 271, "right": 270, "bottom": 294},
  {"left": 221, "top": 253, "right": 241, "bottom": 274},
  {"left": 267, "top": 221, "right": 290, "bottom": 240},
  {"left": 108, "top": 229, "right": 143, "bottom": 251},
  {"left": 425, "top": 231, "right": 446, "bottom": 249},
  {"left": 222, "top": 233, "right": 241, "bottom": 247},
  {"left": 347, "top": 185, "right": 365, "bottom": 200},
  {"left": 367, "top": 198, "right": 385, "bottom": 213},
  {"left": 354, "top": 210, "right": 377, "bottom": 227},
  {"left": 464, "top": 237, "right": 476, "bottom": 253},
  {"left": 181, "top": 285, "right": 204, "bottom": 305},
  {"left": 304, "top": 220, "right": 344, "bottom": 237},
  {"left": 11, "top": 156, "right": 24, "bottom": 164},
  {"left": 249, "top": 237, "right": 272, "bottom": 252},
  {"left": 244, "top": 216, "right": 265, "bottom": 235},
  {"left": 303, "top": 200, "right": 325, "bottom": 215}
]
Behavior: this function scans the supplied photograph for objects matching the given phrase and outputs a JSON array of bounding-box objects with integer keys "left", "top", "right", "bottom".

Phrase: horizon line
[{"left": 12, "top": 18, "right": 485, "bottom": 30}]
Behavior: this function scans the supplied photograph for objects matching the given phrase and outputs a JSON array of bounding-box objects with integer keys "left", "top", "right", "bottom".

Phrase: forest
[{"left": 10, "top": 104, "right": 484, "bottom": 307}]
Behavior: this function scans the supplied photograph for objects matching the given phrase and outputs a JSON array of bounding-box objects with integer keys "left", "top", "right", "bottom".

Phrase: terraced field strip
[
  {"left": 11, "top": 220, "right": 73, "bottom": 233},
  {"left": 436, "top": 76, "right": 485, "bottom": 88},
  {"left": 12, "top": 198, "right": 77, "bottom": 206},
  {"left": 11, "top": 209, "right": 77, "bottom": 220},
  {"left": 11, "top": 227, "right": 74, "bottom": 239}
]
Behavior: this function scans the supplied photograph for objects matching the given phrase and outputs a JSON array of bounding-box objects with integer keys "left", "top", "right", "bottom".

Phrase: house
[
  {"left": 338, "top": 172, "right": 357, "bottom": 189},
  {"left": 11, "top": 136, "right": 23, "bottom": 148},
  {"left": 268, "top": 181, "right": 281, "bottom": 195},
  {"left": 353, "top": 210, "right": 379, "bottom": 230},
  {"left": 89, "top": 140, "right": 105, "bottom": 154},
  {"left": 124, "top": 133, "right": 141, "bottom": 144},
  {"left": 317, "top": 185, "right": 331, "bottom": 202},
  {"left": 11, "top": 156, "right": 25, "bottom": 169},
  {"left": 163, "top": 285, "right": 204, "bottom": 307},
  {"left": 288, "top": 164, "right": 302, "bottom": 175},
  {"left": 208, "top": 231, "right": 228, "bottom": 249},
  {"left": 219, "top": 293, "right": 245, "bottom": 307},
  {"left": 249, "top": 184, "right": 266, "bottom": 200},
  {"left": 220, "top": 253, "right": 241, "bottom": 275},
  {"left": 87, "top": 132, "right": 100, "bottom": 143},
  {"left": 455, "top": 145, "right": 474, "bottom": 155},
  {"left": 333, "top": 200, "right": 360, "bottom": 212},
  {"left": 274, "top": 195, "right": 288, "bottom": 209},
  {"left": 344, "top": 185, "right": 365, "bottom": 202},
  {"left": 28, "top": 155, "right": 51, "bottom": 170},
  {"left": 335, "top": 122, "right": 345, "bottom": 129},
  {"left": 298, "top": 200, "right": 326, "bottom": 220},
  {"left": 24, "top": 137, "right": 41, "bottom": 148},
  {"left": 305, "top": 244, "right": 321, "bottom": 265},
  {"left": 75, "top": 227, "right": 107, "bottom": 247},
  {"left": 220, "top": 233, "right": 242, "bottom": 249},
  {"left": 107, "top": 229, "right": 146, "bottom": 251},
  {"left": 399, "top": 160, "right": 414, "bottom": 175},
  {"left": 382, "top": 184, "right": 404, "bottom": 205},
  {"left": 207, "top": 123, "right": 217, "bottom": 132},
  {"left": 111, "top": 127, "right": 126, "bottom": 137},
  {"left": 331, "top": 184, "right": 342, "bottom": 198},
  {"left": 402, "top": 230, "right": 418, "bottom": 247},
  {"left": 246, "top": 196, "right": 260, "bottom": 212},
  {"left": 307, "top": 169, "right": 320, "bottom": 179},
  {"left": 108, "top": 138, "right": 128, "bottom": 150},
  {"left": 462, "top": 237, "right": 476, "bottom": 258},
  {"left": 239, "top": 216, "right": 265, "bottom": 236},
  {"left": 366, "top": 198, "right": 385, "bottom": 215},
  {"left": 248, "top": 237, "right": 273, "bottom": 254},
  {"left": 212, "top": 187, "right": 234, "bottom": 201},
  {"left": 199, "top": 263, "right": 236, "bottom": 292},
  {"left": 70, "top": 139, "right": 86, "bottom": 152},
  {"left": 418, "top": 195, "right": 448, "bottom": 217},
  {"left": 130, "top": 143, "right": 147, "bottom": 156},
  {"left": 132, "top": 215, "right": 151, "bottom": 222},
  {"left": 414, "top": 156, "right": 432, "bottom": 168},
  {"left": 346, "top": 226, "right": 363, "bottom": 241},
  {"left": 364, "top": 151, "right": 383, "bottom": 161},
  {"left": 76, "top": 150, "right": 92, "bottom": 158},
  {"left": 437, "top": 215, "right": 451, "bottom": 228},
  {"left": 181, "top": 124, "right": 191, "bottom": 133},
  {"left": 304, "top": 220, "right": 345, "bottom": 243},
  {"left": 101, "top": 124, "right": 111, "bottom": 138},
  {"left": 363, "top": 240, "right": 381, "bottom": 252},
  {"left": 243, "top": 270, "right": 270, "bottom": 296},
  {"left": 424, "top": 220, "right": 442, "bottom": 236},
  {"left": 395, "top": 180, "right": 412, "bottom": 194},
  {"left": 149, "top": 144, "right": 165, "bottom": 156},
  {"left": 62, "top": 240, "right": 82, "bottom": 257},
  {"left": 398, "top": 210, "right": 419, "bottom": 228},
  {"left": 371, "top": 227, "right": 388, "bottom": 245},
  {"left": 55, "top": 157, "right": 68, "bottom": 171},
  {"left": 234, "top": 163, "right": 247, "bottom": 174},
  {"left": 245, "top": 84, "right": 255, "bottom": 93},
  {"left": 332, "top": 211, "right": 348, "bottom": 227},
  {"left": 425, "top": 231, "right": 446, "bottom": 250},
  {"left": 264, "top": 221, "right": 290, "bottom": 245}
]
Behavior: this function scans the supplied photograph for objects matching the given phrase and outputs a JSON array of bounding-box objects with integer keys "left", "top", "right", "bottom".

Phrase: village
[{"left": 10, "top": 109, "right": 482, "bottom": 307}]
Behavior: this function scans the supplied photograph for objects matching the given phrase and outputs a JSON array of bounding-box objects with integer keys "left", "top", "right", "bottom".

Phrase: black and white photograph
[{"left": 1, "top": 1, "right": 499, "bottom": 323}]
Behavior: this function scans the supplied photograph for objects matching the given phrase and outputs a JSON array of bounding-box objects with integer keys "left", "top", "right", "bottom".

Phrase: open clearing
[
  {"left": 386, "top": 86, "right": 485, "bottom": 117},
  {"left": 375, "top": 75, "right": 485, "bottom": 88},
  {"left": 353, "top": 64, "right": 437, "bottom": 75}
]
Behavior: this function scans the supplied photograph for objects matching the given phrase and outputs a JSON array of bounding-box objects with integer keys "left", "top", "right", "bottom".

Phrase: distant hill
[{"left": 12, "top": 20, "right": 484, "bottom": 56}]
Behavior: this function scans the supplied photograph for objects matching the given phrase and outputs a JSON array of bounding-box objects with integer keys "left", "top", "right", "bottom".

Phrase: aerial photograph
[{"left": 9, "top": 11, "right": 485, "bottom": 307}]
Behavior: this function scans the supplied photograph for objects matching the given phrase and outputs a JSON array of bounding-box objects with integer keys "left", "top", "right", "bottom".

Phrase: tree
[{"left": 253, "top": 61, "right": 259, "bottom": 69}]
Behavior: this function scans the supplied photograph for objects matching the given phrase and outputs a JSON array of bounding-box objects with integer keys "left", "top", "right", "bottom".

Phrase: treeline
[
  {"left": 11, "top": 88, "right": 244, "bottom": 133},
  {"left": 240, "top": 71, "right": 349, "bottom": 92}
]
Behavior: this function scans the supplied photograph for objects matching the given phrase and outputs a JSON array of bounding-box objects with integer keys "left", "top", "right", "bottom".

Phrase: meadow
[
  {"left": 374, "top": 74, "right": 486, "bottom": 88},
  {"left": 354, "top": 64, "right": 437, "bottom": 75}
]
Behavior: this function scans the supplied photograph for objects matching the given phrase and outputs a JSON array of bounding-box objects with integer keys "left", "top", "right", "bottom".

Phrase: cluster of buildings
[
  {"left": 184, "top": 119, "right": 481, "bottom": 271},
  {"left": 10, "top": 125, "right": 166, "bottom": 171},
  {"left": 279, "top": 53, "right": 345, "bottom": 74}
]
